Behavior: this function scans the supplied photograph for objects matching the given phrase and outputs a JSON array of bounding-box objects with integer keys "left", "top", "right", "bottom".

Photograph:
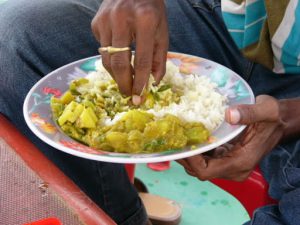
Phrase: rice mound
[{"left": 85, "top": 60, "right": 227, "bottom": 132}]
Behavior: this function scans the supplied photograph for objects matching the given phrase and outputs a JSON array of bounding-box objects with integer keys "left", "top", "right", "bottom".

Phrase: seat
[
  {"left": 0, "top": 114, "right": 116, "bottom": 225},
  {"left": 211, "top": 168, "right": 277, "bottom": 217}
]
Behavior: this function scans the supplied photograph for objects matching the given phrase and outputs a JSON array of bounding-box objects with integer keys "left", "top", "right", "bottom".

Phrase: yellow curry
[{"left": 51, "top": 77, "right": 210, "bottom": 153}]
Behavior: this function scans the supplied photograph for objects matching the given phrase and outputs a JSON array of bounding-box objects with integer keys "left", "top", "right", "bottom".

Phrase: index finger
[
  {"left": 110, "top": 35, "right": 133, "bottom": 96},
  {"left": 108, "top": 10, "right": 134, "bottom": 96},
  {"left": 132, "top": 18, "right": 157, "bottom": 96}
]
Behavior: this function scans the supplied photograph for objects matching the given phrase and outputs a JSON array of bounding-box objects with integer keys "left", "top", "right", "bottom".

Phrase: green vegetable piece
[
  {"left": 61, "top": 123, "right": 84, "bottom": 141},
  {"left": 51, "top": 96, "right": 62, "bottom": 104},
  {"left": 69, "top": 78, "right": 89, "bottom": 94},
  {"left": 69, "top": 82, "right": 78, "bottom": 93},
  {"left": 143, "top": 138, "right": 166, "bottom": 152},
  {"left": 50, "top": 96, "right": 64, "bottom": 119},
  {"left": 143, "top": 93, "right": 155, "bottom": 108},
  {"left": 82, "top": 99, "right": 96, "bottom": 110},
  {"left": 157, "top": 84, "right": 171, "bottom": 92},
  {"left": 152, "top": 92, "right": 160, "bottom": 101},
  {"left": 60, "top": 91, "right": 74, "bottom": 104},
  {"left": 76, "top": 78, "right": 89, "bottom": 85}
]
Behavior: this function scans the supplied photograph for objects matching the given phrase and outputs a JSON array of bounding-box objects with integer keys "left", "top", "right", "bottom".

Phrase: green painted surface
[
  {"left": 0, "top": 0, "right": 8, "bottom": 5},
  {"left": 135, "top": 162, "right": 250, "bottom": 225}
]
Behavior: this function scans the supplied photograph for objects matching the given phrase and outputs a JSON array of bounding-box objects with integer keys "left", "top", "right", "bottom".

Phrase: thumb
[{"left": 225, "top": 95, "right": 280, "bottom": 125}]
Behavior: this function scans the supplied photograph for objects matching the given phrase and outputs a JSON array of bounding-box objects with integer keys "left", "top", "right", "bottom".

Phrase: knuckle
[
  {"left": 270, "top": 98, "right": 281, "bottom": 121},
  {"left": 256, "top": 94, "right": 272, "bottom": 102},
  {"left": 96, "top": 8, "right": 110, "bottom": 23},
  {"left": 238, "top": 105, "right": 255, "bottom": 123},
  {"left": 111, "top": 55, "right": 128, "bottom": 71},
  {"left": 135, "top": 4, "right": 158, "bottom": 21},
  {"left": 99, "top": 9, "right": 110, "bottom": 19},
  {"left": 91, "top": 18, "right": 99, "bottom": 34},
  {"left": 114, "top": 2, "right": 131, "bottom": 14},
  {"left": 135, "top": 56, "right": 152, "bottom": 71},
  {"left": 91, "top": 14, "right": 107, "bottom": 36},
  {"left": 256, "top": 95, "right": 281, "bottom": 122}
]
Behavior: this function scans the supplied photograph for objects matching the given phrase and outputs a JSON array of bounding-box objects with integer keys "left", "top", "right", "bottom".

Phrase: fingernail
[
  {"left": 132, "top": 95, "right": 142, "bottom": 105},
  {"left": 229, "top": 109, "right": 241, "bottom": 124}
]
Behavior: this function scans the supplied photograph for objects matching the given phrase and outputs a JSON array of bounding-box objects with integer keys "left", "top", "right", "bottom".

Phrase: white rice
[{"left": 85, "top": 60, "right": 227, "bottom": 132}]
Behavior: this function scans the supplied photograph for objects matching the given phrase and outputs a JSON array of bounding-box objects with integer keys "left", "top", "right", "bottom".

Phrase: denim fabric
[
  {"left": 0, "top": 1, "right": 147, "bottom": 224},
  {"left": 1, "top": 0, "right": 300, "bottom": 224}
]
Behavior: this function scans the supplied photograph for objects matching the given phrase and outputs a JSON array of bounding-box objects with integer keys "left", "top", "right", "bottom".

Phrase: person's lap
[{"left": 1, "top": 0, "right": 300, "bottom": 224}]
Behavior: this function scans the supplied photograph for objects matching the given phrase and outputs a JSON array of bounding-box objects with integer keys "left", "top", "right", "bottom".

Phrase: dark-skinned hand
[
  {"left": 177, "top": 95, "right": 286, "bottom": 182},
  {"left": 91, "top": 0, "right": 169, "bottom": 104}
]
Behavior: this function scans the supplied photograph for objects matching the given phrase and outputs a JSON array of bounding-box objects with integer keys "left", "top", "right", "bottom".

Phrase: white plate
[{"left": 24, "top": 52, "right": 254, "bottom": 163}]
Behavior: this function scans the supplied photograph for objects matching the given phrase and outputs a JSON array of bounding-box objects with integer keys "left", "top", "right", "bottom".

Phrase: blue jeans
[
  {"left": 0, "top": 1, "right": 147, "bottom": 225},
  {"left": 1, "top": 0, "right": 300, "bottom": 224}
]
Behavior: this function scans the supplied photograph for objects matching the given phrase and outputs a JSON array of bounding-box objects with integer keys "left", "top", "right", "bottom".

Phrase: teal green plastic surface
[
  {"left": 0, "top": 0, "right": 8, "bottom": 5},
  {"left": 136, "top": 162, "right": 250, "bottom": 225}
]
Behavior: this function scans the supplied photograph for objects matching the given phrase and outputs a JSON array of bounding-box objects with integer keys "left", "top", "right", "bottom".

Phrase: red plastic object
[
  {"left": 125, "top": 164, "right": 135, "bottom": 183},
  {"left": 24, "top": 218, "right": 62, "bottom": 225},
  {"left": 147, "top": 161, "right": 171, "bottom": 171},
  {"left": 211, "top": 167, "right": 277, "bottom": 217}
]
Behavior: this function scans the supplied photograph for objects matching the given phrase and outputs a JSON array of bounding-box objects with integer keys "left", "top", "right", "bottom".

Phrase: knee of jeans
[
  {"left": 0, "top": 0, "right": 97, "bottom": 53},
  {"left": 0, "top": 1, "right": 57, "bottom": 55}
]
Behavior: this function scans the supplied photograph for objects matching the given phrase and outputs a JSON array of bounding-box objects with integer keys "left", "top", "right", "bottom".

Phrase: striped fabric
[{"left": 221, "top": 0, "right": 300, "bottom": 74}]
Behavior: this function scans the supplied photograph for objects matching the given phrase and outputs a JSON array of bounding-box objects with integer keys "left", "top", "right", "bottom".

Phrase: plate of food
[{"left": 23, "top": 52, "right": 254, "bottom": 163}]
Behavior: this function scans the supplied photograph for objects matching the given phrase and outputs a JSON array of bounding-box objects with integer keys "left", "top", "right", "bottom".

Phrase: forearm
[{"left": 280, "top": 98, "right": 300, "bottom": 142}]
